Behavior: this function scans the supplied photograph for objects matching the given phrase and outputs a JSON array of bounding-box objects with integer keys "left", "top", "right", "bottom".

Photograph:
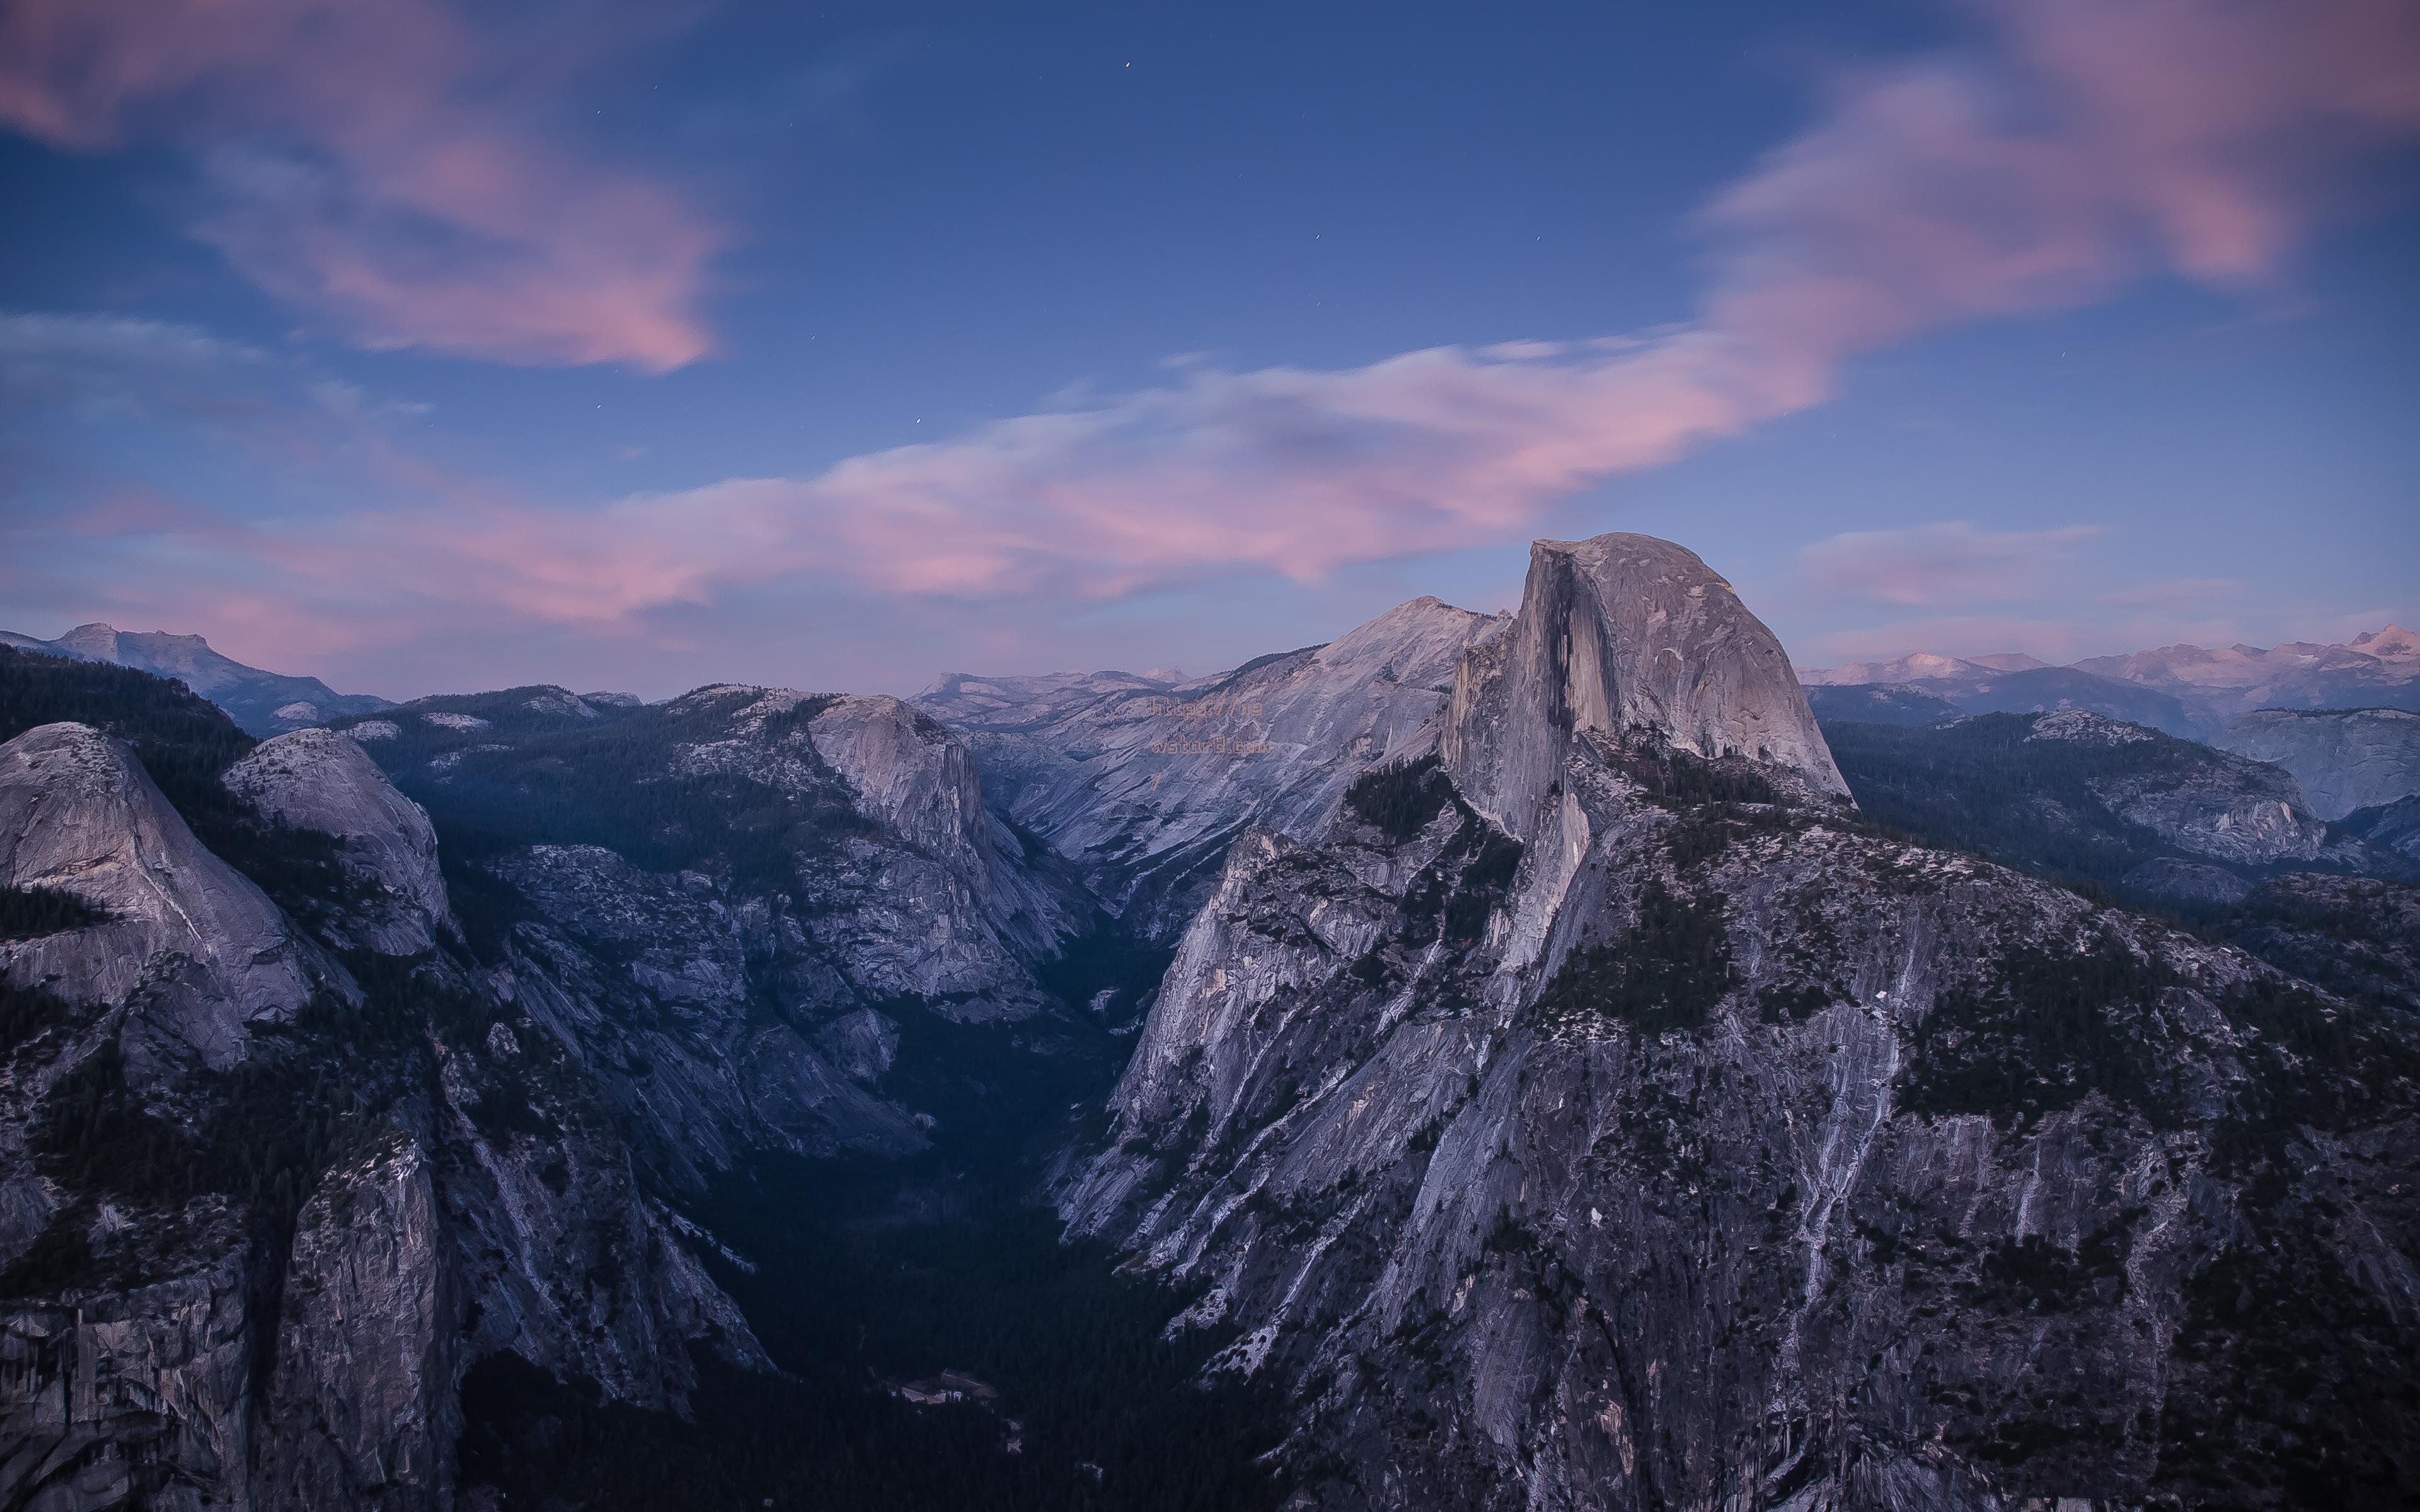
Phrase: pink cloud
[
  {"left": 483, "top": 0, "right": 2406, "bottom": 609},
  {"left": 11, "top": 0, "right": 2420, "bottom": 651},
  {"left": 0, "top": 0, "right": 720, "bottom": 370}
]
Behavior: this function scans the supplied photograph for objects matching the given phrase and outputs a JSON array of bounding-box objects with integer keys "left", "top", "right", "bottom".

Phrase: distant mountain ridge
[
  {"left": 1799, "top": 624, "right": 2420, "bottom": 733},
  {"left": 0, "top": 621, "right": 391, "bottom": 736}
]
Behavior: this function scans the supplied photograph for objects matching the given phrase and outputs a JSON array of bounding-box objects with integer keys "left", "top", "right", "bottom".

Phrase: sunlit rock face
[
  {"left": 226, "top": 726, "right": 455, "bottom": 955},
  {"left": 917, "top": 595, "right": 1509, "bottom": 939},
  {"left": 1066, "top": 532, "right": 2420, "bottom": 1512},
  {"left": 0, "top": 721, "right": 330, "bottom": 1072},
  {"left": 1441, "top": 533, "right": 1848, "bottom": 845}
]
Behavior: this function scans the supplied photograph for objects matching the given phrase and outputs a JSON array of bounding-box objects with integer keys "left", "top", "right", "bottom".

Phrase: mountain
[
  {"left": 1803, "top": 681, "right": 1967, "bottom": 725},
  {"left": 1802, "top": 626, "right": 2420, "bottom": 735},
  {"left": 2218, "top": 707, "right": 2420, "bottom": 822},
  {"left": 0, "top": 649, "right": 1271, "bottom": 1512},
  {"left": 1798, "top": 654, "right": 2215, "bottom": 739},
  {"left": 0, "top": 621, "right": 392, "bottom": 735},
  {"left": 10, "top": 541, "right": 2420, "bottom": 1512},
  {"left": 914, "top": 595, "right": 1509, "bottom": 940},
  {"left": 2344, "top": 796, "right": 2420, "bottom": 868},
  {"left": 1062, "top": 532, "right": 2420, "bottom": 1510},
  {"left": 2077, "top": 626, "right": 2420, "bottom": 718},
  {"left": 1818, "top": 709, "right": 2419, "bottom": 902},
  {"left": 1799, "top": 651, "right": 2001, "bottom": 685},
  {"left": 328, "top": 683, "right": 1086, "bottom": 1018}
]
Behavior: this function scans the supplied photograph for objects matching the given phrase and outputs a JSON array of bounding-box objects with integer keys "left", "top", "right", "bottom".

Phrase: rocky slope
[
  {"left": 1818, "top": 709, "right": 2414, "bottom": 903},
  {"left": 2219, "top": 706, "right": 2420, "bottom": 821},
  {"left": 0, "top": 721, "right": 335, "bottom": 1072},
  {"left": 917, "top": 597, "right": 1508, "bottom": 940},
  {"left": 0, "top": 707, "right": 768, "bottom": 1511},
  {"left": 1064, "top": 532, "right": 2420, "bottom": 1511},
  {"left": 0, "top": 652, "right": 1109, "bottom": 1511},
  {"left": 2344, "top": 794, "right": 2420, "bottom": 866},
  {"left": 333, "top": 682, "right": 1085, "bottom": 1019},
  {"left": 0, "top": 622, "right": 392, "bottom": 735},
  {"left": 224, "top": 727, "right": 455, "bottom": 955}
]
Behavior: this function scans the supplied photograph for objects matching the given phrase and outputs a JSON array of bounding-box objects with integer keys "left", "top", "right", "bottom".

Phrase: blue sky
[{"left": 2, "top": 0, "right": 2415, "bottom": 700}]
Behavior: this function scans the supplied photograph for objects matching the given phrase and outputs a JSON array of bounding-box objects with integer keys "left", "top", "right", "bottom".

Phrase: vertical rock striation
[{"left": 1066, "top": 531, "right": 2420, "bottom": 1511}]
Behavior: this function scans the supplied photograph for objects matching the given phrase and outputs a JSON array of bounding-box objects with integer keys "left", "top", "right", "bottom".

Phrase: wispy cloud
[
  {"left": 7, "top": 0, "right": 2419, "bottom": 677},
  {"left": 1799, "top": 522, "right": 2104, "bottom": 609},
  {"left": 371, "top": 0, "right": 2411, "bottom": 611},
  {"left": 0, "top": 0, "right": 723, "bottom": 370}
]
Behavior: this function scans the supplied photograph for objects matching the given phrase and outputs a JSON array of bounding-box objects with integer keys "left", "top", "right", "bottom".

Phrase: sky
[{"left": 1, "top": 0, "right": 2416, "bottom": 701}]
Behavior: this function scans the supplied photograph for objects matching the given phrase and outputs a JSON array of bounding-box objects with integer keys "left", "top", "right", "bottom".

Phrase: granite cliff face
[
  {"left": 917, "top": 597, "right": 1507, "bottom": 939},
  {"left": 0, "top": 722, "right": 334, "bottom": 1072},
  {"left": 11, "top": 539, "right": 2420, "bottom": 1511},
  {"left": 0, "top": 654, "right": 1100, "bottom": 1511},
  {"left": 1063, "top": 532, "right": 2420, "bottom": 1511},
  {"left": 1439, "top": 534, "right": 1847, "bottom": 843},
  {"left": 224, "top": 728, "right": 454, "bottom": 956},
  {"left": 2219, "top": 706, "right": 2420, "bottom": 822}
]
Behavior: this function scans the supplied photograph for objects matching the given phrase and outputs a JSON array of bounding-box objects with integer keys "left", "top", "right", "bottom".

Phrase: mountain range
[
  {"left": 1799, "top": 626, "right": 2420, "bottom": 736},
  {"left": 0, "top": 624, "right": 395, "bottom": 737},
  {"left": 3, "top": 537, "right": 2419, "bottom": 1511}
]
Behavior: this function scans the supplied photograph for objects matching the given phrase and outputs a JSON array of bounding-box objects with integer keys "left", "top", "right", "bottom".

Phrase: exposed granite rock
[
  {"left": 1066, "top": 534, "right": 2420, "bottom": 1511},
  {"left": 817, "top": 1009, "right": 901, "bottom": 1083},
  {"left": 2025, "top": 710, "right": 2329, "bottom": 866},
  {"left": 225, "top": 728, "right": 454, "bottom": 955},
  {"left": 2220, "top": 706, "right": 2420, "bottom": 821},
  {"left": 1821, "top": 711, "right": 2415, "bottom": 896},
  {"left": 0, "top": 1239, "right": 258, "bottom": 1512},
  {"left": 0, "top": 722, "right": 331, "bottom": 1074},
  {"left": 917, "top": 597, "right": 1508, "bottom": 938},
  {"left": 2342, "top": 793, "right": 2420, "bottom": 864},
  {"left": 258, "top": 1136, "right": 457, "bottom": 1512},
  {"left": 1069, "top": 743, "right": 2420, "bottom": 1510},
  {"left": 797, "top": 692, "right": 1081, "bottom": 1009},
  {"left": 493, "top": 842, "right": 927, "bottom": 1185},
  {"left": 1441, "top": 534, "right": 1847, "bottom": 845}
]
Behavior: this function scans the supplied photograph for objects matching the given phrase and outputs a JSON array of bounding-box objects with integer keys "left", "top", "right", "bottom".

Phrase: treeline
[
  {"left": 1530, "top": 879, "right": 1734, "bottom": 1036},
  {"left": 1819, "top": 714, "right": 2205, "bottom": 890},
  {"left": 0, "top": 648, "right": 355, "bottom": 918},
  {"left": 342, "top": 688, "right": 873, "bottom": 896},
  {"left": 464, "top": 1133, "right": 1289, "bottom": 1511},
  {"left": 0, "top": 883, "right": 108, "bottom": 941},
  {"left": 0, "top": 645, "right": 254, "bottom": 812}
]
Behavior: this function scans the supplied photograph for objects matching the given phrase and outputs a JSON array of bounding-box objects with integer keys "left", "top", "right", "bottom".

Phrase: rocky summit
[
  {"left": 3, "top": 532, "right": 2419, "bottom": 1512},
  {"left": 1062, "top": 533, "right": 2420, "bottom": 1510}
]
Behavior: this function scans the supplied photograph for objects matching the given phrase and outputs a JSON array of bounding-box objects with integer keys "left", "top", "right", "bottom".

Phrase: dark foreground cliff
[{"left": 0, "top": 650, "right": 1276, "bottom": 1512}]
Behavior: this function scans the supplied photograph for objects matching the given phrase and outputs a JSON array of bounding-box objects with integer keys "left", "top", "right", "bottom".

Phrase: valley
[{"left": 3, "top": 533, "right": 2418, "bottom": 1511}]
